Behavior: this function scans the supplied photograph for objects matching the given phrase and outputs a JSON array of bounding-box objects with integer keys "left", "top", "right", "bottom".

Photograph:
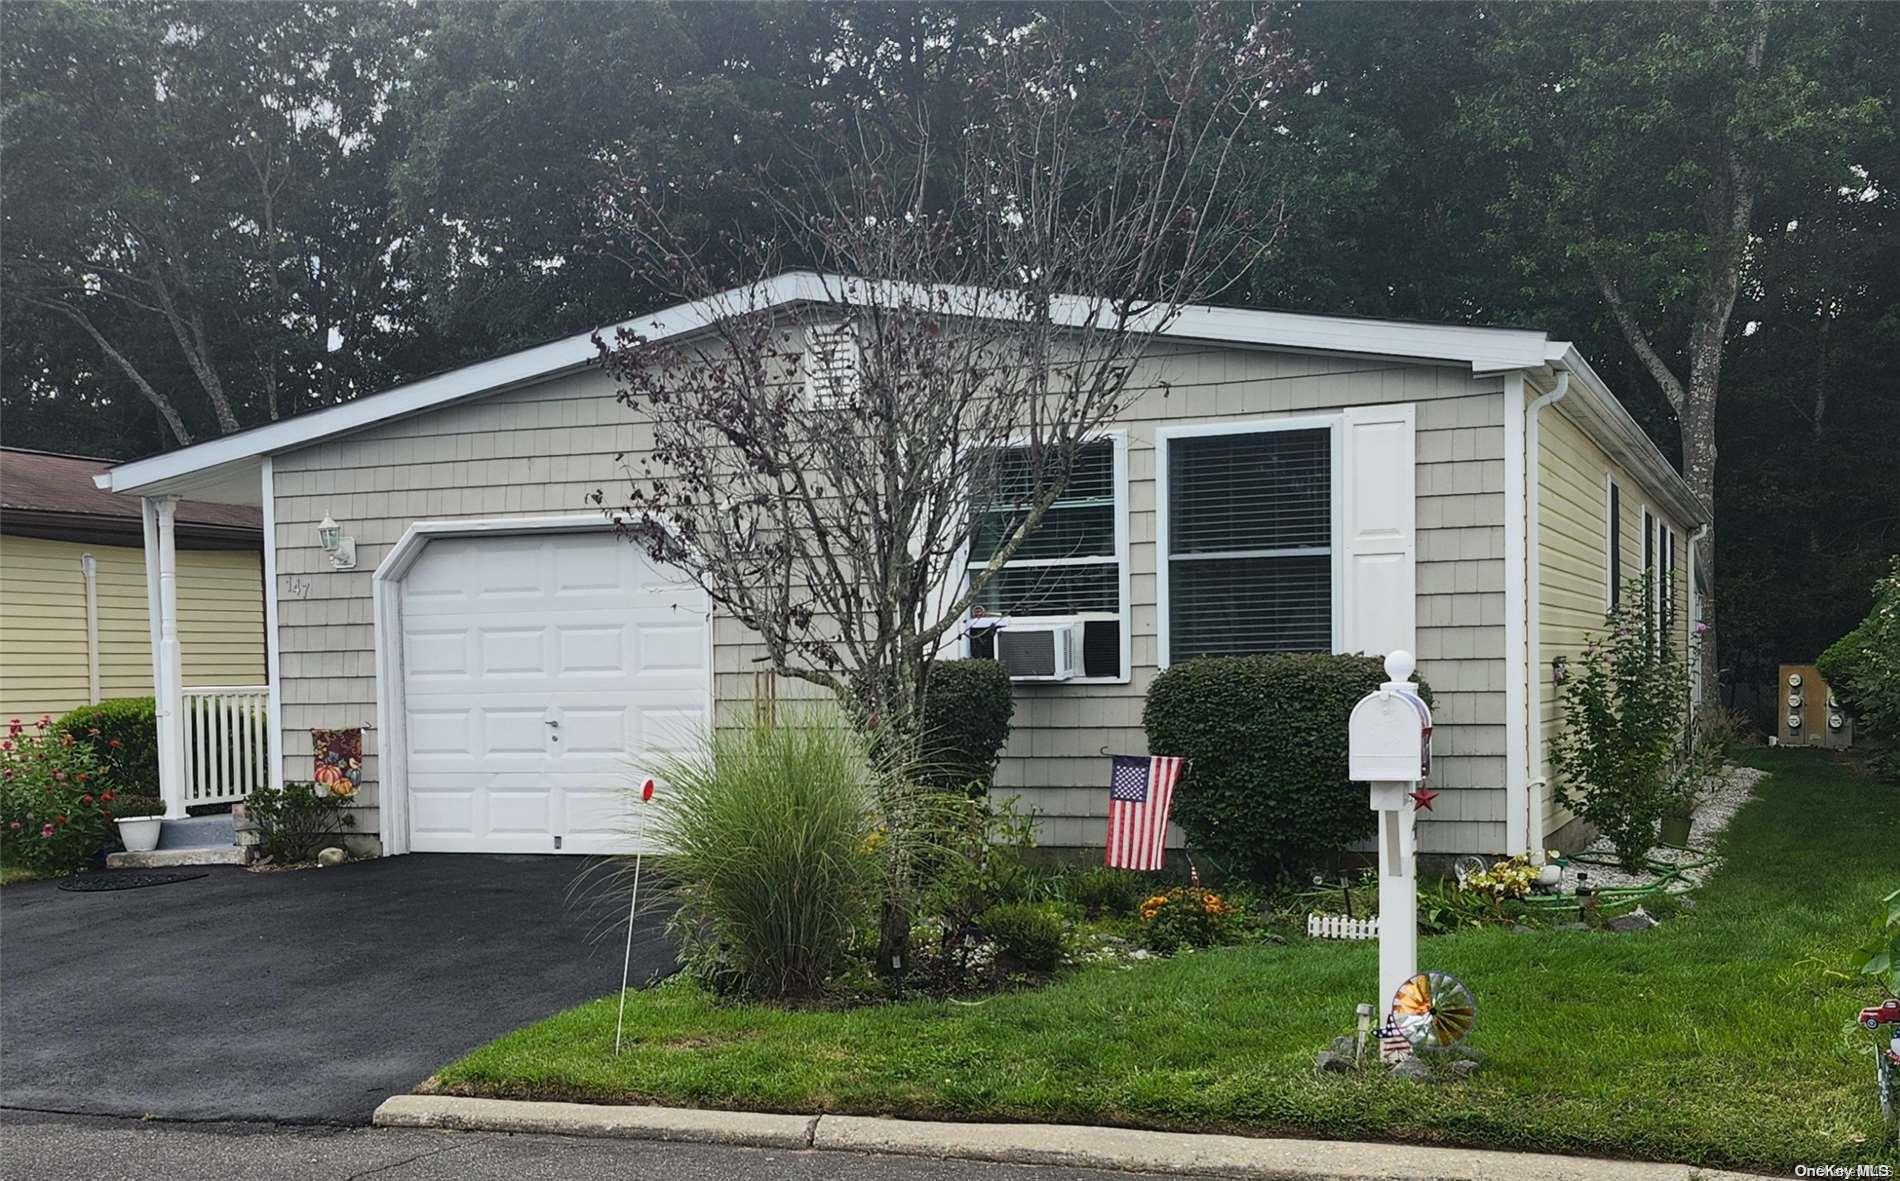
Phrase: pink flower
[
  {"left": 39, "top": 823, "right": 53, "bottom": 839},
  {"left": 7, "top": 821, "right": 18, "bottom": 831}
]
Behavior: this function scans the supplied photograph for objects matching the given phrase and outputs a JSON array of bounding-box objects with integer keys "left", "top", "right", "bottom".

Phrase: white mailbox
[
  {"left": 1349, "top": 649, "right": 1433, "bottom": 1057},
  {"left": 1349, "top": 653, "right": 1432, "bottom": 783}
]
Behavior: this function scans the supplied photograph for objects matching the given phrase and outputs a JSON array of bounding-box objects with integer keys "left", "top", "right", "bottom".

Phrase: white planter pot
[
  {"left": 1535, "top": 863, "right": 1564, "bottom": 889},
  {"left": 116, "top": 816, "right": 163, "bottom": 854}
]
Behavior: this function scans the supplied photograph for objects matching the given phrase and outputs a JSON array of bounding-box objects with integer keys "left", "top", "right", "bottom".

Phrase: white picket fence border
[{"left": 1307, "top": 912, "right": 1379, "bottom": 941}]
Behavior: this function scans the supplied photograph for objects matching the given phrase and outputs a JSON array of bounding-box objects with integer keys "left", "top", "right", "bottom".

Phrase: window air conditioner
[{"left": 992, "top": 622, "right": 1077, "bottom": 682}]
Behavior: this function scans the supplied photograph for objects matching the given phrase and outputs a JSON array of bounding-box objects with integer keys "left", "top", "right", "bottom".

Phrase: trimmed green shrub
[
  {"left": 652, "top": 717, "right": 882, "bottom": 999},
  {"left": 57, "top": 697, "right": 158, "bottom": 795},
  {"left": 1144, "top": 653, "right": 1432, "bottom": 882},
  {"left": 1552, "top": 573, "right": 1710, "bottom": 871},
  {"left": 244, "top": 781, "right": 356, "bottom": 863},
  {"left": 1068, "top": 866, "right": 1146, "bottom": 917},
  {"left": 975, "top": 901, "right": 1065, "bottom": 971},
  {"left": 918, "top": 658, "right": 1014, "bottom": 793},
  {"left": 1819, "top": 556, "right": 1900, "bottom": 778},
  {"left": 1136, "top": 885, "right": 1245, "bottom": 954}
]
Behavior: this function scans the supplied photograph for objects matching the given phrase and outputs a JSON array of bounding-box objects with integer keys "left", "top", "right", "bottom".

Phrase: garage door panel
[
  {"left": 556, "top": 707, "right": 630, "bottom": 755},
  {"left": 637, "top": 707, "right": 707, "bottom": 754},
  {"left": 409, "top": 786, "right": 477, "bottom": 838},
  {"left": 552, "top": 541, "right": 624, "bottom": 595},
  {"left": 638, "top": 624, "right": 707, "bottom": 671},
  {"left": 556, "top": 625, "right": 626, "bottom": 674},
  {"left": 408, "top": 709, "right": 474, "bottom": 756},
  {"left": 480, "top": 708, "right": 549, "bottom": 757},
  {"left": 478, "top": 627, "right": 548, "bottom": 677},
  {"left": 405, "top": 628, "right": 471, "bottom": 678},
  {"left": 564, "top": 789, "right": 631, "bottom": 839},
  {"left": 485, "top": 790, "right": 554, "bottom": 835},
  {"left": 400, "top": 530, "right": 709, "bottom": 855}
]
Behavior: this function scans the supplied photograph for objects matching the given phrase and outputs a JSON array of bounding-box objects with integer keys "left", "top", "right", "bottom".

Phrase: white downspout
[
  {"left": 1524, "top": 372, "right": 1569, "bottom": 861},
  {"left": 1503, "top": 374, "right": 1528, "bottom": 856},
  {"left": 81, "top": 553, "right": 101, "bottom": 705}
]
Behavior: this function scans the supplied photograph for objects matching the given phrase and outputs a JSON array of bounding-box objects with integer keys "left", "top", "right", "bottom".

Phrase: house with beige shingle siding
[
  {"left": 93, "top": 273, "right": 1706, "bottom": 861},
  {"left": 0, "top": 449, "right": 266, "bottom": 722}
]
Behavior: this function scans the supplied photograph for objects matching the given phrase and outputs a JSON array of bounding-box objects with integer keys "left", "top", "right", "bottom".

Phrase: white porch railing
[{"left": 181, "top": 686, "right": 271, "bottom": 807}]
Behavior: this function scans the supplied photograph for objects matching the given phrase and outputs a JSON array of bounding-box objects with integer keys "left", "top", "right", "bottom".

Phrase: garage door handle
[{"left": 544, "top": 719, "right": 559, "bottom": 726}]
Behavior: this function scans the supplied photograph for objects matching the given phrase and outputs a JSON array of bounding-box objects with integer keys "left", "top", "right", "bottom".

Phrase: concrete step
[
  {"left": 157, "top": 813, "right": 235, "bottom": 851},
  {"left": 107, "top": 845, "right": 248, "bottom": 869}
]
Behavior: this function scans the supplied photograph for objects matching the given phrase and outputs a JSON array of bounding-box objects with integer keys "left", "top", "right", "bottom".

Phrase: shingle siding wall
[
  {"left": 269, "top": 342, "right": 1509, "bottom": 854},
  {"left": 1535, "top": 406, "right": 1692, "bottom": 845}
]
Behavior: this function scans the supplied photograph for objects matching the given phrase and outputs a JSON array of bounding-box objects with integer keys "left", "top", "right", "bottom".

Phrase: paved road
[
  {"left": 0, "top": 855, "right": 673, "bottom": 1123},
  {"left": 0, "top": 1111, "right": 1188, "bottom": 1181}
]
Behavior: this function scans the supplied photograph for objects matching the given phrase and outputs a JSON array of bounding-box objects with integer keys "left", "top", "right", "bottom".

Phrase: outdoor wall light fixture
[{"left": 317, "top": 514, "right": 358, "bottom": 571}]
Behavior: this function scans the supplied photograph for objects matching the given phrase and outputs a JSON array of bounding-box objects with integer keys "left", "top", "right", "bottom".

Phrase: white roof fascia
[
  {"left": 1543, "top": 342, "right": 1708, "bottom": 527},
  {"left": 95, "top": 269, "right": 1593, "bottom": 497}
]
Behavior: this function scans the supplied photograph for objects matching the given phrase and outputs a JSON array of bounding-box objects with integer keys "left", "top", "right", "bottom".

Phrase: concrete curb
[{"left": 371, "top": 1094, "right": 1762, "bottom": 1180}]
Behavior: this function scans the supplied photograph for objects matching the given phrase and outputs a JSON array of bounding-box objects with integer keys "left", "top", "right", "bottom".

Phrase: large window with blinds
[
  {"left": 1158, "top": 422, "right": 1337, "bottom": 663},
  {"left": 965, "top": 436, "right": 1128, "bottom": 679}
]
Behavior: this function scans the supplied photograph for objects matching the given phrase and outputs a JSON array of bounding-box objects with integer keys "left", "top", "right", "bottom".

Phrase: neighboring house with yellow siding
[{"left": 0, "top": 449, "right": 266, "bottom": 722}]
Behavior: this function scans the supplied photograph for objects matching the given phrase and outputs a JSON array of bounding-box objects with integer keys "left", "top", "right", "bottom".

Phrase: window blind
[
  {"left": 968, "top": 440, "right": 1122, "bottom": 631},
  {"left": 1166, "top": 428, "right": 1333, "bottom": 659}
]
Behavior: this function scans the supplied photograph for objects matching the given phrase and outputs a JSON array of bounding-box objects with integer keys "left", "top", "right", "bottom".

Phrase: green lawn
[{"left": 435, "top": 748, "right": 1898, "bottom": 1170}]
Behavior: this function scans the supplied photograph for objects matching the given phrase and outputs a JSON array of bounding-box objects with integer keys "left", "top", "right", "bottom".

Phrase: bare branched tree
[{"left": 593, "top": 5, "right": 1305, "bottom": 974}]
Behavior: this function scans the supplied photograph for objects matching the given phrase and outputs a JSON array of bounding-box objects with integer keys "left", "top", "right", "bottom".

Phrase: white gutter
[
  {"left": 1523, "top": 372, "right": 1570, "bottom": 860},
  {"left": 1543, "top": 344, "right": 1708, "bottom": 529}
]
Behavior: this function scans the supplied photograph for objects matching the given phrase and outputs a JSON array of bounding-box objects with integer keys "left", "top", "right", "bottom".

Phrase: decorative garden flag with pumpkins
[{"left": 310, "top": 728, "right": 362, "bottom": 800}]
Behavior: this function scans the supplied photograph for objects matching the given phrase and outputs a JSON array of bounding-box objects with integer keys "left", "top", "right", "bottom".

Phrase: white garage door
[{"left": 399, "top": 530, "right": 710, "bottom": 854}]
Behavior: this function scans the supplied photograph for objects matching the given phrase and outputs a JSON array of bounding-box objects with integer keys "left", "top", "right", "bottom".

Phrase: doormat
[{"left": 58, "top": 871, "right": 208, "bottom": 892}]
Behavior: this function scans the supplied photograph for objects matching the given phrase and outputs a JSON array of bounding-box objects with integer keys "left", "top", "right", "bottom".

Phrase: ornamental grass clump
[{"left": 648, "top": 715, "right": 885, "bottom": 1000}]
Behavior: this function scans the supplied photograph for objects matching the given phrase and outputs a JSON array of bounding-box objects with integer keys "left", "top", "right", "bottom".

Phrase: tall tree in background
[
  {"left": 3, "top": 1, "right": 415, "bottom": 448},
  {"left": 595, "top": 3, "right": 1303, "bottom": 974},
  {"left": 1461, "top": 1, "right": 1889, "bottom": 690}
]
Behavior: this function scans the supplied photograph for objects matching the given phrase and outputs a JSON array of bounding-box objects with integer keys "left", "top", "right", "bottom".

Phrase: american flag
[{"left": 1105, "top": 754, "right": 1184, "bottom": 871}]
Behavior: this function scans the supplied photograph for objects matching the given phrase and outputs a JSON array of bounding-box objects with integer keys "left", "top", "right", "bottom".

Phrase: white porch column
[{"left": 149, "top": 495, "right": 187, "bottom": 819}]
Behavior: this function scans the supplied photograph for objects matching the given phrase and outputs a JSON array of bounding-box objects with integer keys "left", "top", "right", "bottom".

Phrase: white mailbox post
[{"left": 1348, "top": 650, "right": 1433, "bottom": 1032}]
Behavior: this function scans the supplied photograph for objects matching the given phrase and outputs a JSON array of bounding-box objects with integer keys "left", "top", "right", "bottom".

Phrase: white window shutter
[{"left": 1340, "top": 403, "right": 1416, "bottom": 658}]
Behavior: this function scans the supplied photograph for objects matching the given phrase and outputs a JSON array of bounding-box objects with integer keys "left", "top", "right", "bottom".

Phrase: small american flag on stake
[{"left": 1105, "top": 754, "right": 1184, "bottom": 871}]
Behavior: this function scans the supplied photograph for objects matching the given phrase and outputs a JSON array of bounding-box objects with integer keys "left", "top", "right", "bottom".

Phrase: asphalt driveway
[{"left": 0, "top": 856, "right": 674, "bottom": 1124}]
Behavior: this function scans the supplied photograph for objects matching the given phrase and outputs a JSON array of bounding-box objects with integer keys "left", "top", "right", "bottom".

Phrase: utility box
[{"left": 1777, "top": 663, "right": 1853, "bottom": 749}]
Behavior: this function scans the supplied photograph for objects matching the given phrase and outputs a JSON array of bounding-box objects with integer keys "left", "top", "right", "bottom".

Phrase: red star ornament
[{"left": 1408, "top": 787, "right": 1440, "bottom": 812}]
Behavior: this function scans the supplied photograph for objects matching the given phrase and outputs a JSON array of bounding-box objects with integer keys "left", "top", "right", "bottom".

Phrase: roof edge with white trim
[{"left": 95, "top": 270, "right": 1704, "bottom": 524}]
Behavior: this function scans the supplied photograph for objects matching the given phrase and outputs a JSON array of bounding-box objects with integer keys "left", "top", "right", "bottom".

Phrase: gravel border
[{"left": 1567, "top": 764, "right": 1768, "bottom": 891}]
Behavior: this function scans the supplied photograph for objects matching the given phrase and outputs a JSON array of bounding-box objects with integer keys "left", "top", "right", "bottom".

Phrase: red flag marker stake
[{"left": 616, "top": 777, "right": 657, "bottom": 1055}]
